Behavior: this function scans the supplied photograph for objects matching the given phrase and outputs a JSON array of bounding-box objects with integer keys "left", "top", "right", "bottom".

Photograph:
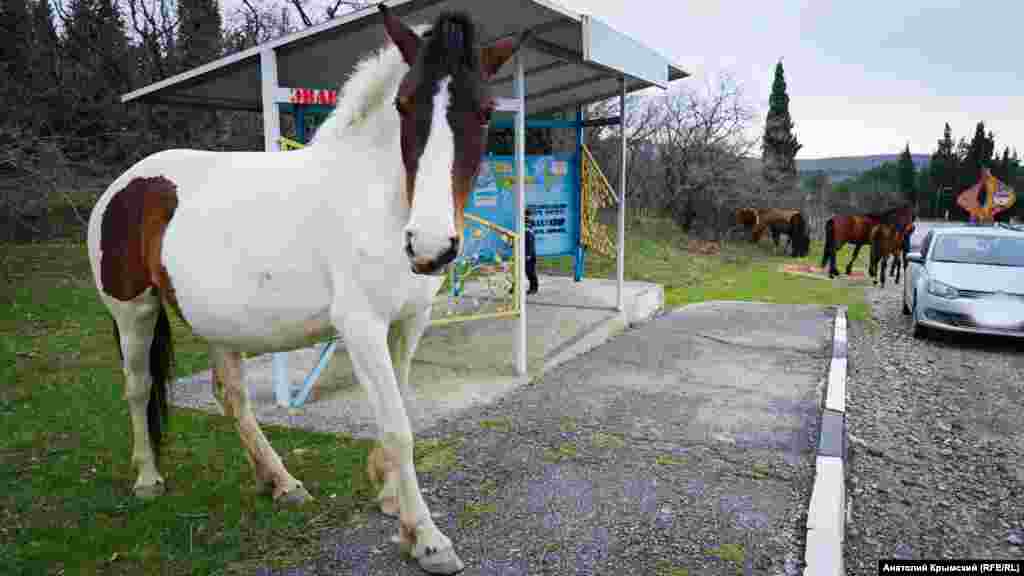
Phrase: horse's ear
[
  {"left": 480, "top": 30, "right": 532, "bottom": 80},
  {"left": 380, "top": 3, "right": 421, "bottom": 65}
]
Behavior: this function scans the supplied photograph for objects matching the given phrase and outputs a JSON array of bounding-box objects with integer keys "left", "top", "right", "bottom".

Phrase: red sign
[{"left": 289, "top": 88, "right": 338, "bottom": 106}]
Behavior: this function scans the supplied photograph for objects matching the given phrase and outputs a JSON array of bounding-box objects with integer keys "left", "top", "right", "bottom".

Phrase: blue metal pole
[{"left": 574, "top": 104, "right": 584, "bottom": 282}]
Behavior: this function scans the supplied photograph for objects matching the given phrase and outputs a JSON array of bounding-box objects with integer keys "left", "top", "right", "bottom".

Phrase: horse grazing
[
  {"left": 735, "top": 207, "right": 760, "bottom": 241},
  {"left": 821, "top": 204, "right": 913, "bottom": 278},
  {"left": 86, "top": 6, "right": 522, "bottom": 573},
  {"left": 751, "top": 208, "right": 811, "bottom": 257},
  {"left": 869, "top": 222, "right": 904, "bottom": 287}
]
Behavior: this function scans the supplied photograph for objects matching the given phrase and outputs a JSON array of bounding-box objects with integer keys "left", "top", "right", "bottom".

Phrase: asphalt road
[{"left": 255, "top": 302, "right": 835, "bottom": 575}]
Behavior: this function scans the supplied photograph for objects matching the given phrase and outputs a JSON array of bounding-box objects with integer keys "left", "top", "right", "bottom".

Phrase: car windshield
[{"left": 930, "top": 234, "right": 1024, "bottom": 267}]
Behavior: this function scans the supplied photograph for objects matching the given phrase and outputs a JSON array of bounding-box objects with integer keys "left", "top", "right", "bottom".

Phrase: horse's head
[{"left": 381, "top": 4, "right": 522, "bottom": 275}]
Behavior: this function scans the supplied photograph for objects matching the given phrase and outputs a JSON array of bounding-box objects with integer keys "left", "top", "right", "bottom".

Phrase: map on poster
[{"left": 460, "top": 153, "right": 578, "bottom": 262}]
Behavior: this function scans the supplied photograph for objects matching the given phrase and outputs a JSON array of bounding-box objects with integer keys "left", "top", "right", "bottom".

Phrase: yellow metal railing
[
  {"left": 279, "top": 136, "right": 306, "bottom": 150},
  {"left": 431, "top": 212, "right": 521, "bottom": 326},
  {"left": 580, "top": 144, "right": 617, "bottom": 258}
]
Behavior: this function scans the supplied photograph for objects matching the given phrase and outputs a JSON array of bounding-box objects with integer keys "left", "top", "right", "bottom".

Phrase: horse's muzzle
[{"left": 408, "top": 237, "right": 459, "bottom": 276}]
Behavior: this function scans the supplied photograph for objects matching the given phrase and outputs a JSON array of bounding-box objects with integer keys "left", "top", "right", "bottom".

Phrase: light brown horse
[
  {"left": 750, "top": 208, "right": 811, "bottom": 257},
  {"left": 869, "top": 222, "right": 904, "bottom": 287}
]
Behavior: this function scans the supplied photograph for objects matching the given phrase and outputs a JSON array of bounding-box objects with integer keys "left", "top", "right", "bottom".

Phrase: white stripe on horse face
[{"left": 405, "top": 76, "right": 457, "bottom": 264}]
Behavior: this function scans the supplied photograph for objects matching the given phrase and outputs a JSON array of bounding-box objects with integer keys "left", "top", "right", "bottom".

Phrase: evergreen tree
[
  {"left": 0, "top": 0, "right": 34, "bottom": 127},
  {"left": 175, "top": 0, "right": 223, "bottom": 144},
  {"left": 925, "top": 124, "right": 957, "bottom": 217},
  {"left": 31, "top": 0, "right": 62, "bottom": 134},
  {"left": 177, "top": 0, "right": 222, "bottom": 70},
  {"left": 897, "top": 143, "right": 917, "bottom": 207},
  {"left": 962, "top": 121, "right": 995, "bottom": 186},
  {"left": 761, "top": 60, "right": 802, "bottom": 195}
]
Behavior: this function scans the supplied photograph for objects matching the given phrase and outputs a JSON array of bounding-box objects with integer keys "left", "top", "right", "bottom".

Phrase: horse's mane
[{"left": 311, "top": 23, "right": 432, "bottom": 145}]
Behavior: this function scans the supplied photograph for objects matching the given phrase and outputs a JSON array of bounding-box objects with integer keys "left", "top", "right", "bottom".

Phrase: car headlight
[{"left": 927, "top": 279, "right": 960, "bottom": 299}]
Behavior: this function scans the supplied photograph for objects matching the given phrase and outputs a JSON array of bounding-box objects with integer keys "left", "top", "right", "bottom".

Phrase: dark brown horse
[
  {"left": 869, "top": 222, "right": 904, "bottom": 287},
  {"left": 752, "top": 208, "right": 811, "bottom": 257},
  {"left": 821, "top": 204, "right": 914, "bottom": 278}
]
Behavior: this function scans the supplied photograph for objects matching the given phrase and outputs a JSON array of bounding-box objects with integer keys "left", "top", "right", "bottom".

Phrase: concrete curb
[{"left": 803, "top": 306, "right": 848, "bottom": 575}]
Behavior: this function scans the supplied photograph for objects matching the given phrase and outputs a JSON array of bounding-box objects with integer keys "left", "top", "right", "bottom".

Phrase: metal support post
[
  {"left": 261, "top": 47, "right": 291, "bottom": 408},
  {"left": 616, "top": 76, "right": 626, "bottom": 312},
  {"left": 514, "top": 51, "right": 528, "bottom": 377}
]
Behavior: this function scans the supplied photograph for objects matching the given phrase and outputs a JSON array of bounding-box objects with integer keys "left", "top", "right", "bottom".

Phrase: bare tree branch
[{"left": 288, "top": 0, "right": 313, "bottom": 27}]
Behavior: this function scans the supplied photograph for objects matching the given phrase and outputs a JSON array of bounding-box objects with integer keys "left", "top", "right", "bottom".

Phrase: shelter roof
[{"left": 121, "top": 0, "right": 688, "bottom": 116}]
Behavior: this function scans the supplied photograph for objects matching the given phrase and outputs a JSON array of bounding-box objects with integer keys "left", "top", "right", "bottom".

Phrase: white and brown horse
[{"left": 87, "top": 6, "right": 523, "bottom": 573}]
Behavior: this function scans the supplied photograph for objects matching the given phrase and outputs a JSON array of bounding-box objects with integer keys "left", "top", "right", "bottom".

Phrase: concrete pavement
[{"left": 269, "top": 301, "right": 837, "bottom": 575}]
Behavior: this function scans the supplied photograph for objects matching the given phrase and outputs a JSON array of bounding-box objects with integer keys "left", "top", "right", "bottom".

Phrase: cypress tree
[
  {"left": 897, "top": 143, "right": 917, "bottom": 207},
  {"left": 761, "top": 60, "right": 802, "bottom": 195}
]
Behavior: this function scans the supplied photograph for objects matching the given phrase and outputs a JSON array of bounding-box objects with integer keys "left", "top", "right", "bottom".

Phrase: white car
[{"left": 903, "top": 223, "right": 1024, "bottom": 339}]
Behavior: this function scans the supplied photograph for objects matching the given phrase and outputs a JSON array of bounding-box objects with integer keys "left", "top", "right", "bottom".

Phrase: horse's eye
[{"left": 394, "top": 96, "right": 411, "bottom": 115}]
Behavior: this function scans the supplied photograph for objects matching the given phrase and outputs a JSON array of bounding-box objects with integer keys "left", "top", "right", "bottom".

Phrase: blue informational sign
[{"left": 461, "top": 153, "right": 578, "bottom": 261}]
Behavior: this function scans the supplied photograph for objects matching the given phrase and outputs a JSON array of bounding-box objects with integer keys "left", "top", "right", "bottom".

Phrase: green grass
[
  {"left": 0, "top": 217, "right": 870, "bottom": 574},
  {"left": 1, "top": 242, "right": 375, "bottom": 576},
  {"left": 537, "top": 215, "right": 870, "bottom": 322}
]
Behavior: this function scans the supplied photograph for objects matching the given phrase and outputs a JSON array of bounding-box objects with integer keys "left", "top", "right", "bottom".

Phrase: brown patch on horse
[
  {"left": 383, "top": 6, "right": 514, "bottom": 243},
  {"left": 100, "top": 176, "right": 182, "bottom": 314}
]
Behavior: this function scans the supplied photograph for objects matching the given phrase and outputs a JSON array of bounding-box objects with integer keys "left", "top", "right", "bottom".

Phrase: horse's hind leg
[
  {"left": 110, "top": 294, "right": 166, "bottom": 499},
  {"left": 210, "top": 346, "right": 311, "bottom": 505},
  {"left": 846, "top": 243, "right": 865, "bottom": 275},
  {"left": 340, "top": 310, "right": 463, "bottom": 574},
  {"left": 890, "top": 252, "right": 901, "bottom": 284},
  {"left": 370, "top": 306, "right": 432, "bottom": 518}
]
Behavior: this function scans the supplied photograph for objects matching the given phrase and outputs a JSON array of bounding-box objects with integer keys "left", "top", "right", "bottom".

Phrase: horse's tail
[
  {"left": 110, "top": 303, "right": 173, "bottom": 463},
  {"left": 821, "top": 218, "right": 835, "bottom": 268}
]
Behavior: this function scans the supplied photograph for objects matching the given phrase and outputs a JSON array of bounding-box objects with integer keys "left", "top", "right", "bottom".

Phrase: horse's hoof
[
  {"left": 417, "top": 547, "right": 466, "bottom": 575},
  {"left": 276, "top": 485, "right": 314, "bottom": 507},
  {"left": 134, "top": 481, "right": 165, "bottom": 500}
]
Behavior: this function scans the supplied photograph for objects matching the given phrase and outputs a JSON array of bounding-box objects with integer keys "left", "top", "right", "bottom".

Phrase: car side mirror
[{"left": 906, "top": 252, "right": 924, "bottom": 264}]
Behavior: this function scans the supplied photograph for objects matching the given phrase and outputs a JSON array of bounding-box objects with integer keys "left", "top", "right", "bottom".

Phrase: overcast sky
[
  {"left": 560, "top": 0, "right": 1022, "bottom": 160},
  {"left": 232, "top": 0, "right": 1023, "bottom": 159}
]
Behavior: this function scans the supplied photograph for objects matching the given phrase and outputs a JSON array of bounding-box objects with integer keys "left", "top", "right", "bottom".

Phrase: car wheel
[{"left": 911, "top": 293, "right": 928, "bottom": 340}]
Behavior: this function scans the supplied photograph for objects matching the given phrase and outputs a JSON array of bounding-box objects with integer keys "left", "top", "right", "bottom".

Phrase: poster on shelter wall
[{"left": 462, "top": 154, "right": 578, "bottom": 261}]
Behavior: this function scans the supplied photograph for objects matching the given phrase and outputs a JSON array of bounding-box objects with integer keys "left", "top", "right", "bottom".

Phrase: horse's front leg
[
  {"left": 370, "top": 306, "right": 432, "bottom": 518},
  {"left": 846, "top": 243, "right": 865, "bottom": 275},
  {"left": 339, "top": 311, "right": 463, "bottom": 575},
  {"left": 210, "top": 346, "right": 311, "bottom": 505}
]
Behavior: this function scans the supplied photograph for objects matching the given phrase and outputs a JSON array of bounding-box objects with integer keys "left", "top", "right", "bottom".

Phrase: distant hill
[{"left": 796, "top": 154, "right": 930, "bottom": 182}]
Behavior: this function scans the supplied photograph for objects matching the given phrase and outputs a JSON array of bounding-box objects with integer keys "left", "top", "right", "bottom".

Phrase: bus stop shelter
[{"left": 121, "top": 0, "right": 688, "bottom": 401}]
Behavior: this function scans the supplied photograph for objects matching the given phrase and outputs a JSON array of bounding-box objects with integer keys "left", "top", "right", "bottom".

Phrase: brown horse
[
  {"left": 734, "top": 207, "right": 760, "bottom": 241},
  {"left": 821, "top": 204, "right": 914, "bottom": 278},
  {"left": 751, "top": 208, "right": 811, "bottom": 257},
  {"left": 869, "top": 222, "right": 904, "bottom": 287}
]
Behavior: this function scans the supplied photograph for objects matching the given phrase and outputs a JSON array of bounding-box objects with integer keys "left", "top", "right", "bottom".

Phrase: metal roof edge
[{"left": 121, "top": 0, "right": 431, "bottom": 104}]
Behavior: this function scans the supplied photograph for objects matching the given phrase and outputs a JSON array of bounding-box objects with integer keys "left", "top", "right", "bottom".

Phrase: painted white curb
[{"left": 803, "top": 306, "right": 848, "bottom": 575}]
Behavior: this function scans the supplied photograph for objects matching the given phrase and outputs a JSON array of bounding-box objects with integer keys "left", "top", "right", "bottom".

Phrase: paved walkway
[{"left": 268, "top": 301, "right": 835, "bottom": 575}]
